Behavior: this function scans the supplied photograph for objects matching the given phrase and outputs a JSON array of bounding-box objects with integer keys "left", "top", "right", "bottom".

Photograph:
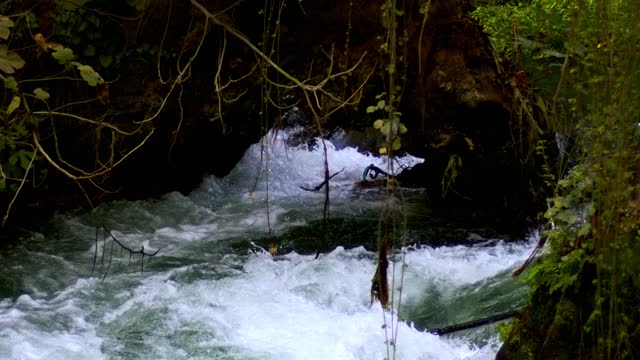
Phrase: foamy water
[{"left": 0, "top": 127, "right": 533, "bottom": 359}]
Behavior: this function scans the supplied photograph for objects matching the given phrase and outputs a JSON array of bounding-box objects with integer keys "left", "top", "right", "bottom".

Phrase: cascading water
[{"left": 0, "top": 127, "right": 534, "bottom": 359}]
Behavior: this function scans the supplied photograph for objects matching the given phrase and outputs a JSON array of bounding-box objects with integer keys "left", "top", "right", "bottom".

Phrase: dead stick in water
[
  {"left": 419, "top": 309, "right": 520, "bottom": 336},
  {"left": 300, "top": 168, "right": 345, "bottom": 192}
]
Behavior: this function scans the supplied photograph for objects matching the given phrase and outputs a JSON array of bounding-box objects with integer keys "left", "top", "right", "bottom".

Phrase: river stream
[{"left": 0, "top": 128, "right": 533, "bottom": 359}]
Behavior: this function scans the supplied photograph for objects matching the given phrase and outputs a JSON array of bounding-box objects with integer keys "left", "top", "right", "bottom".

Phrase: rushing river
[{"left": 0, "top": 128, "right": 533, "bottom": 359}]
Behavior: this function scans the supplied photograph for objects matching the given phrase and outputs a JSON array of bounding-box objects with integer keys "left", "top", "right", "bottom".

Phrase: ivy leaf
[
  {"left": 0, "top": 45, "right": 25, "bottom": 74},
  {"left": 0, "top": 16, "right": 14, "bottom": 40},
  {"left": 76, "top": 64, "right": 104, "bottom": 86},
  {"left": 33, "top": 88, "right": 50, "bottom": 100},
  {"left": 4, "top": 76, "right": 17, "bottom": 91},
  {"left": 7, "top": 95, "right": 20, "bottom": 115},
  {"left": 52, "top": 45, "right": 75, "bottom": 64},
  {"left": 366, "top": 105, "right": 377, "bottom": 114},
  {"left": 373, "top": 119, "right": 384, "bottom": 129},
  {"left": 18, "top": 150, "right": 32, "bottom": 170},
  {"left": 13, "top": 119, "right": 26, "bottom": 136},
  {"left": 7, "top": 149, "right": 33, "bottom": 172}
]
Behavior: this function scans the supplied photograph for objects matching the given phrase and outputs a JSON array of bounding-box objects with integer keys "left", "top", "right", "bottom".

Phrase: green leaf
[
  {"left": 556, "top": 209, "right": 579, "bottom": 224},
  {"left": 0, "top": 16, "right": 14, "bottom": 40},
  {"left": 536, "top": 95, "right": 548, "bottom": 119},
  {"left": 127, "top": 0, "right": 151, "bottom": 11},
  {"left": 75, "top": 64, "right": 104, "bottom": 86},
  {"left": 7, "top": 95, "right": 20, "bottom": 115},
  {"left": 0, "top": 45, "right": 25, "bottom": 74},
  {"left": 18, "top": 150, "right": 33, "bottom": 170},
  {"left": 578, "top": 223, "right": 591, "bottom": 237},
  {"left": 33, "top": 88, "right": 50, "bottom": 100},
  {"left": 13, "top": 120, "right": 26, "bottom": 136},
  {"left": 56, "top": 0, "right": 90, "bottom": 10},
  {"left": 8, "top": 150, "right": 19, "bottom": 166},
  {"left": 366, "top": 105, "right": 377, "bottom": 113},
  {"left": 52, "top": 45, "right": 75, "bottom": 64},
  {"left": 380, "top": 123, "right": 390, "bottom": 136},
  {"left": 83, "top": 45, "right": 95, "bottom": 57},
  {"left": 7, "top": 149, "right": 33, "bottom": 172},
  {"left": 516, "top": 37, "right": 544, "bottom": 50},
  {"left": 3, "top": 76, "right": 17, "bottom": 91},
  {"left": 541, "top": 49, "right": 565, "bottom": 58},
  {"left": 379, "top": 147, "right": 387, "bottom": 154},
  {"left": 377, "top": 100, "right": 386, "bottom": 109},
  {"left": 99, "top": 55, "right": 113, "bottom": 68},
  {"left": 392, "top": 137, "right": 402, "bottom": 151},
  {"left": 373, "top": 119, "right": 384, "bottom": 129}
]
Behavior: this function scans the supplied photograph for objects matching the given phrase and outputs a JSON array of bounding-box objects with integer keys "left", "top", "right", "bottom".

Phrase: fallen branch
[
  {"left": 512, "top": 224, "right": 550, "bottom": 277},
  {"left": 422, "top": 309, "right": 519, "bottom": 336},
  {"left": 300, "top": 168, "right": 345, "bottom": 192}
]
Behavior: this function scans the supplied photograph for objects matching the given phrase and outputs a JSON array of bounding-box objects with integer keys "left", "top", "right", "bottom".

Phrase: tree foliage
[
  {"left": 0, "top": 1, "right": 165, "bottom": 226},
  {"left": 475, "top": 0, "right": 640, "bottom": 358}
]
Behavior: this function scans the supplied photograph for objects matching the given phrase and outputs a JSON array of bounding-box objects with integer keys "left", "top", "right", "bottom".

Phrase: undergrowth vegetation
[
  {"left": 474, "top": 0, "right": 640, "bottom": 358},
  {"left": 0, "top": 1, "right": 188, "bottom": 225}
]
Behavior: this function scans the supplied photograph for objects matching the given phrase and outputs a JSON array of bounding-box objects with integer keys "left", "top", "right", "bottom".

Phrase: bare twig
[
  {"left": 94, "top": 221, "right": 160, "bottom": 281},
  {"left": 32, "top": 111, "right": 142, "bottom": 136},
  {"left": 33, "top": 127, "right": 154, "bottom": 181},
  {"left": 300, "top": 168, "right": 345, "bottom": 192},
  {"left": 2, "top": 147, "right": 36, "bottom": 226},
  {"left": 135, "top": 16, "right": 210, "bottom": 124},
  {"left": 191, "top": 0, "right": 371, "bottom": 247}
]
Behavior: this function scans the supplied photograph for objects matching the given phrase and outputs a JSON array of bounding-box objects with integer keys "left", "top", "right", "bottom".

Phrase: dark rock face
[
  {"left": 395, "top": 1, "right": 545, "bottom": 233},
  {"left": 7, "top": 0, "right": 548, "bottom": 235},
  {"left": 266, "top": 0, "right": 546, "bottom": 236}
]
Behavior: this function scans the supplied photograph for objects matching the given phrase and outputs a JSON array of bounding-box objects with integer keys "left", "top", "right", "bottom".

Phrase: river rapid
[{"left": 0, "top": 128, "right": 533, "bottom": 359}]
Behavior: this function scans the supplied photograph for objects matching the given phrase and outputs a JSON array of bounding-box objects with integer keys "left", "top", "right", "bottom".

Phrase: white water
[{"left": 0, "top": 128, "right": 534, "bottom": 359}]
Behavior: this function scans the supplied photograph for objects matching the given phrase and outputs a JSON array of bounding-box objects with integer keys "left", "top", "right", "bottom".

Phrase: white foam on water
[
  {"left": 0, "top": 127, "right": 533, "bottom": 359},
  {"left": 0, "top": 222, "right": 532, "bottom": 360},
  {"left": 95, "top": 245, "right": 528, "bottom": 359},
  {"left": 400, "top": 234, "right": 538, "bottom": 301},
  {"left": 75, "top": 127, "right": 423, "bottom": 261},
  {"left": 0, "top": 280, "right": 104, "bottom": 360},
  {"left": 193, "top": 127, "right": 423, "bottom": 207}
]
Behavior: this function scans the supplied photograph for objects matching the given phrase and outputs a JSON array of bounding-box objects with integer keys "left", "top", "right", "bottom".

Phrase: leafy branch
[{"left": 0, "top": 5, "right": 211, "bottom": 225}]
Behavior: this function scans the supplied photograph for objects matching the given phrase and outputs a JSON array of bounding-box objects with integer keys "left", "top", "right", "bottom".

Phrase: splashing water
[{"left": 0, "top": 128, "right": 533, "bottom": 359}]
